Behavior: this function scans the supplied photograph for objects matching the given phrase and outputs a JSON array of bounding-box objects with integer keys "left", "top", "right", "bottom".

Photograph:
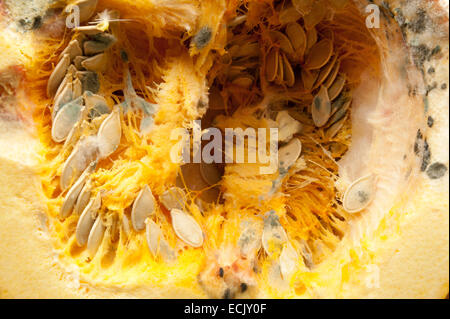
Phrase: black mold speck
[
  {"left": 193, "top": 26, "right": 213, "bottom": 50},
  {"left": 428, "top": 67, "right": 435, "bottom": 75},
  {"left": 426, "top": 162, "right": 448, "bottom": 179},
  {"left": 408, "top": 9, "right": 427, "bottom": 34},
  {"left": 441, "top": 83, "right": 447, "bottom": 90},
  {"left": 412, "top": 44, "right": 430, "bottom": 69},
  {"left": 427, "top": 116, "right": 434, "bottom": 128},
  {"left": 421, "top": 140, "right": 431, "bottom": 172},
  {"left": 223, "top": 288, "right": 231, "bottom": 299},
  {"left": 218, "top": 267, "right": 224, "bottom": 278},
  {"left": 240, "top": 283, "right": 248, "bottom": 293},
  {"left": 429, "top": 45, "right": 442, "bottom": 60},
  {"left": 32, "top": 16, "right": 42, "bottom": 30},
  {"left": 120, "top": 50, "right": 129, "bottom": 62}
]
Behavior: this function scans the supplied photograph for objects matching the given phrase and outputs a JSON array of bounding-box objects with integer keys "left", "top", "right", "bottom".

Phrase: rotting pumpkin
[{"left": 0, "top": 0, "right": 448, "bottom": 299}]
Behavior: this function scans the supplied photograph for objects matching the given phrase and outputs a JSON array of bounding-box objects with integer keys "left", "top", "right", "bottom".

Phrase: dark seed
[
  {"left": 427, "top": 116, "right": 434, "bottom": 128},
  {"left": 218, "top": 267, "right": 224, "bottom": 278},
  {"left": 193, "top": 26, "right": 212, "bottom": 49},
  {"left": 78, "top": 71, "right": 100, "bottom": 94},
  {"left": 421, "top": 140, "right": 431, "bottom": 172},
  {"left": 240, "top": 283, "right": 248, "bottom": 293},
  {"left": 426, "top": 162, "right": 448, "bottom": 179}
]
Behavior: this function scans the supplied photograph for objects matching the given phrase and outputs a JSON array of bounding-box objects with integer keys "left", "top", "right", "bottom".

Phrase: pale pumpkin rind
[{"left": 0, "top": 0, "right": 448, "bottom": 298}]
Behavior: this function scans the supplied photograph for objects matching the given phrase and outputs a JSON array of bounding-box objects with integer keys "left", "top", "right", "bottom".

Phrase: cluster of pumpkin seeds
[{"left": 51, "top": 1, "right": 206, "bottom": 260}]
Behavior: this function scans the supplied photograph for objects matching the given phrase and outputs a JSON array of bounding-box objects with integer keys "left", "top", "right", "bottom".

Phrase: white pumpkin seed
[
  {"left": 60, "top": 136, "right": 99, "bottom": 190},
  {"left": 83, "top": 34, "right": 116, "bottom": 55},
  {"left": 87, "top": 216, "right": 105, "bottom": 257},
  {"left": 305, "top": 27, "right": 317, "bottom": 53},
  {"left": 343, "top": 174, "right": 376, "bottom": 213},
  {"left": 47, "top": 53, "right": 70, "bottom": 98},
  {"left": 52, "top": 98, "right": 84, "bottom": 142},
  {"left": 131, "top": 185, "right": 156, "bottom": 231},
  {"left": 122, "top": 214, "right": 131, "bottom": 237},
  {"left": 314, "top": 54, "right": 338, "bottom": 89},
  {"left": 160, "top": 187, "right": 186, "bottom": 210},
  {"left": 328, "top": 93, "right": 351, "bottom": 125},
  {"left": 60, "top": 40, "right": 82, "bottom": 62},
  {"left": 324, "top": 59, "right": 341, "bottom": 88},
  {"left": 276, "top": 110, "right": 302, "bottom": 143},
  {"left": 84, "top": 91, "right": 110, "bottom": 118},
  {"left": 278, "top": 138, "right": 302, "bottom": 171},
  {"left": 170, "top": 209, "right": 203, "bottom": 247},
  {"left": 60, "top": 162, "right": 95, "bottom": 219},
  {"left": 97, "top": 108, "right": 121, "bottom": 158},
  {"left": 279, "top": 243, "right": 299, "bottom": 280},
  {"left": 232, "top": 75, "right": 254, "bottom": 88},
  {"left": 74, "top": 181, "right": 92, "bottom": 215},
  {"left": 81, "top": 53, "right": 107, "bottom": 72},
  {"left": 311, "top": 85, "right": 331, "bottom": 127},
  {"left": 275, "top": 52, "right": 284, "bottom": 85},
  {"left": 303, "top": 1, "right": 327, "bottom": 30},
  {"left": 301, "top": 68, "right": 319, "bottom": 91},
  {"left": 52, "top": 81, "right": 74, "bottom": 120},
  {"left": 238, "top": 219, "right": 263, "bottom": 257},
  {"left": 262, "top": 210, "right": 288, "bottom": 256},
  {"left": 76, "top": 191, "right": 101, "bottom": 246},
  {"left": 73, "top": 78, "right": 83, "bottom": 99},
  {"left": 145, "top": 218, "right": 176, "bottom": 261}
]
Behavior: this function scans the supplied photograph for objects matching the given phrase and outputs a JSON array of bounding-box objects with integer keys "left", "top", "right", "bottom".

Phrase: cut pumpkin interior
[{"left": 0, "top": 0, "right": 448, "bottom": 299}]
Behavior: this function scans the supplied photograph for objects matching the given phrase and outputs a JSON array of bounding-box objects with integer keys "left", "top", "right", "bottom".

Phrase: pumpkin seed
[
  {"left": 73, "top": 25, "right": 103, "bottom": 35},
  {"left": 60, "top": 162, "right": 95, "bottom": 219},
  {"left": 275, "top": 52, "right": 284, "bottom": 85},
  {"left": 60, "top": 136, "right": 99, "bottom": 190},
  {"left": 84, "top": 91, "right": 110, "bottom": 118},
  {"left": 278, "top": 3, "right": 302, "bottom": 25},
  {"left": 53, "top": 81, "right": 74, "bottom": 120},
  {"left": 47, "top": 53, "right": 70, "bottom": 98},
  {"left": 311, "top": 85, "right": 331, "bottom": 127},
  {"left": 329, "top": 91, "right": 351, "bottom": 120},
  {"left": 200, "top": 162, "right": 222, "bottom": 186},
  {"left": 279, "top": 243, "right": 299, "bottom": 280},
  {"left": 262, "top": 210, "right": 288, "bottom": 256},
  {"left": 304, "top": 39, "right": 333, "bottom": 70},
  {"left": 301, "top": 68, "right": 319, "bottom": 91},
  {"left": 305, "top": 27, "right": 317, "bottom": 53},
  {"left": 285, "top": 22, "right": 306, "bottom": 62},
  {"left": 278, "top": 138, "right": 302, "bottom": 171},
  {"left": 68, "top": 0, "right": 98, "bottom": 23},
  {"left": 328, "top": 74, "right": 346, "bottom": 100},
  {"left": 74, "top": 181, "right": 92, "bottom": 215},
  {"left": 170, "top": 209, "right": 203, "bottom": 247},
  {"left": 55, "top": 72, "right": 71, "bottom": 100},
  {"left": 74, "top": 56, "right": 87, "bottom": 70},
  {"left": 51, "top": 97, "right": 84, "bottom": 142},
  {"left": 282, "top": 53, "right": 295, "bottom": 87},
  {"left": 232, "top": 75, "right": 254, "bottom": 88},
  {"left": 323, "top": 59, "right": 340, "bottom": 88},
  {"left": 266, "top": 48, "right": 279, "bottom": 82},
  {"left": 97, "top": 108, "right": 121, "bottom": 158},
  {"left": 314, "top": 54, "right": 338, "bottom": 89},
  {"left": 76, "top": 191, "right": 101, "bottom": 246},
  {"left": 276, "top": 110, "right": 302, "bottom": 142},
  {"left": 83, "top": 33, "right": 117, "bottom": 55},
  {"left": 342, "top": 174, "right": 376, "bottom": 213},
  {"left": 131, "top": 185, "right": 156, "bottom": 231},
  {"left": 292, "top": 0, "right": 314, "bottom": 15},
  {"left": 60, "top": 40, "right": 82, "bottom": 62},
  {"left": 303, "top": 0, "right": 327, "bottom": 30},
  {"left": 81, "top": 53, "right": 107, "bottom": 72},
  {"left": 73, "top": 78, "right": 83, "bottom": 99},
  {"left": 76, "top": 71, "right": 100, "bottom": 93},
  {"left": 145, "top": 219, "right": 176, "bottom": 261},
  {"left": 160, "top": 187, "right": 186, "bottom": 210},
  {"left": 269, "top": 30, "right": 294, "bottom": 56},
  {"left": 325, "top": 112, "right": 348, "bottom": 139},
  {"left": 87, "top": 216, "right": 105, "bottom": 257},
  {"left": 122, "top": 214, "right": 131, "bottom": 237},
  {"left": 238, "top": 219, "right": 263, "bottom": 257},
  {"left": 233, "top": 42, "right": 260, "bottom": 59}
]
